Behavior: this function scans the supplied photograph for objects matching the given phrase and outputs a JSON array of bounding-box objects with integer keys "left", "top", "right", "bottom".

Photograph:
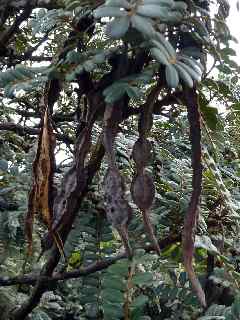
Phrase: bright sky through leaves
[{"left": 228, "top": 0, "right": 240, "bottom": 59}]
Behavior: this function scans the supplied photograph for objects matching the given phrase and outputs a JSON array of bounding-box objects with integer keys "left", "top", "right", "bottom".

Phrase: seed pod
[
  {"left": 131, "top": 171, "right": 155, "bottom": 211},
  {"left": 132, "top": 138, "right": 152, "bottom": 168},
  {"left": 131, "top": 171, "right": 160, "bottom": 255},
  {"left": 104, "top": 167, "right": 133, "bottom": 257}
]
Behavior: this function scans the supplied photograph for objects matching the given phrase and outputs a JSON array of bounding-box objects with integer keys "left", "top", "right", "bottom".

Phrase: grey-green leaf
[{"left": 106, "top": 16, "right": 130, "bottom": 39}]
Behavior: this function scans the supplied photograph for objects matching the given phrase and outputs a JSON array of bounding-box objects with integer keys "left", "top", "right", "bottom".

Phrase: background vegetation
[{"left": 1, "top": 0, "right": 240, "bottom": 319}]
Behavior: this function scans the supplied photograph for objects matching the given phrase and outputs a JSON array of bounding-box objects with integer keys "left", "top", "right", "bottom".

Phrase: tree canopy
[{"left": 1, "top": 0, "right": 240, "bottom": 319}]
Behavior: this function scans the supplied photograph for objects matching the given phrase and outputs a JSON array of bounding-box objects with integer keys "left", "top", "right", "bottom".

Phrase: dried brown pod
[
  {"left": 131, "top": 171, "right": 160, "bottom": 255},
  {"left": 132, "top": 138, "right": 152, "bottom": 169},
  {"left": 131, "top": 171, "right": 155, "bottom": 211},
  {"left": 103, "top": 104, "right": 133, "bottom": 257},
  {"left": 104, "top": 167, "right": 133, "bottom": 257}
]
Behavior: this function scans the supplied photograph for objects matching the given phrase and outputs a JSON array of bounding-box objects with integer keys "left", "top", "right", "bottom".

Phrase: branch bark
[
  {"left": 0, "top": 0, "right": 61, "bottom": 11},
  {"left": 0, "top": 122, "right": 74, "bottom": 144},
  {"left": 14, "top": 109, "right": 76, "bottom": 122},
  {"left": 0, "top": 7, "right": 32, "bottom": 47},
  {"left": 126, "top": 91, "right": 184, "bottom": 118}
]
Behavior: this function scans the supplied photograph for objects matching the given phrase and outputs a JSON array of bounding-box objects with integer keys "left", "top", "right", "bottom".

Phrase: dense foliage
[{"left": 0, "top": 0, "right": 240, "bottom": 319}]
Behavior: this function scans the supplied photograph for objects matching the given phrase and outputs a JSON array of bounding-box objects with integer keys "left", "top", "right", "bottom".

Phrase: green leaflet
[
  {"left": 165, "top": 64, "right": 179, "bottom": 88},
  {"left": 102, "top": 277, "right": 126, "bottom": 291},
  {"left": 132, "top": 272, "right": 153, "bottom": 285},
  {"left": 102, "top": 302, "right": 123, "bottom": 319},
  {"left": 130, "top": 14, "right": 155, "bottom": 38},
  {"left": 131, "top": 294, "right": 149, "bottom": 308},
  {"left": 107, "top": 261, "right": 129, "bottom": 276},
  {"left": 94, "top": 6, "right": 127, "bottom": 18},
  {"left": 101, "top": 288, "right": 124, "bottom": 303}
]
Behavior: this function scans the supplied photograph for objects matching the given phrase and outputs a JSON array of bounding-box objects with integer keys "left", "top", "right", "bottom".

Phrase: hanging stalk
[{"left": 124, "top": 261, "right": 135, "bottom": 320}]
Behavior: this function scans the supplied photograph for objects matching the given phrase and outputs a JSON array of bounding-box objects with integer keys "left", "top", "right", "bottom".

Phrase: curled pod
[
  {"left": 132, "top": 138, "right": 152, "bottom": 168},
  {"left": 131, "top": 171, "right": 155, "bottom": 211}
]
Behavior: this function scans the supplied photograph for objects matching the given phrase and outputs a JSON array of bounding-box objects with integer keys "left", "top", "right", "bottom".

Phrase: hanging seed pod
[
  {"left": 103, "top": 104, "right": 133, "bottom": 258},
  {"left": 131, "top": 171, "right": 160, "bottom": 254},
  {"left": 104, "top": 168, "right": 132, "bottom": 228},
  {"left": 104, "top": 167, "right": 133, "bottom": 257},
  {"left": 130, "top": 86, "right": 161, "bottom": 254},
  {"left": 132, "top": 138, "right": 152, "bottom": 169},
  {"left": 131, "top": 171, "right": 155, "bottom": 211}
]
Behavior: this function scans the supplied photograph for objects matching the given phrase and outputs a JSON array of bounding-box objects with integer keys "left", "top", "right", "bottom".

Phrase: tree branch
[
  {"left": 8, "top": 91, "right": 105, "bottom": 320},
  {"left": 0, "top": 122, "right": 74, "bottom": 144},
  {"left": 0, "top": 234, "right": 180, "bottom": 287},
  {"left": 9, "top": 54, "right": 52, "bottom": 62},
  {"left": 14, "top": 109, "right": 75, "bottom": 122},
  {"left": 0, "top": 0, "right": 61, "bottom": 11},
  {"left": 126, "top": 91, "right": 184, "bottom": 118},
  {"left": 0, "top": 7, "right": 32, "bottom": 47}
]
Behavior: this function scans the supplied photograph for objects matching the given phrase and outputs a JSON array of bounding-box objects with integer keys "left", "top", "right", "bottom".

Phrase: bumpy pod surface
[
  {"left": 131, "top": 171, "right": 155, "bottom": 211},
  {"left": 132, "top": 139, "right": 152, "bottom": 169},
  {"left": 104, "top": 167, "right": 132, "bottom": 228}
]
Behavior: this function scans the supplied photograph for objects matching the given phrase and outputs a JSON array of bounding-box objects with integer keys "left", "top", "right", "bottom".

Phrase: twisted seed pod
[
  {"left": 132, "top": 139, "right": 152, "bottom": 169},
  {"left": 103, "top": 104, "right": 133, "bottom": 258},
  {"left": 131, "top": 129, "right": 161, "bottom": 254},
  {"left": 104, "top": 167, "right": 133, "bottom": 258}
]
